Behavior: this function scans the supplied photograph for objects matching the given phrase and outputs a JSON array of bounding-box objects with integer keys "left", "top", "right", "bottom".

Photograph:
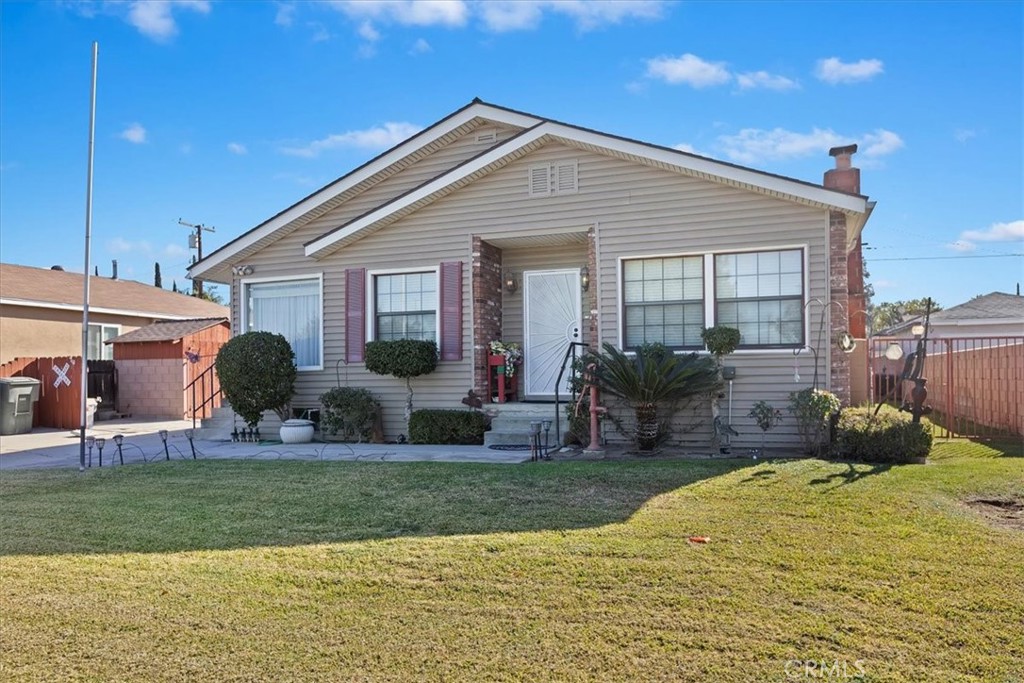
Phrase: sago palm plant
[{"left": 587, "top": 343, "right": 722, "bottom": 451}]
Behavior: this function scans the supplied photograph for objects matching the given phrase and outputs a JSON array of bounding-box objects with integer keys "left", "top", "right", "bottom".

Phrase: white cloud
[
  {"left": 275, "top": 2, "right": 296, "bottom": 27},
  {"left": 308, "top": 21, "right": 331, "bottom": 42},
  {"left": 814, "top": 57, "right": 884, "bottom": 84},
  {"left": 713, "top": 126, "right": 904, "bottom": 164},
  {"left": 861, "top": 129, "right": 904, "bottom": 157},
  {"left": 477, "top": 0, "right": 665, "bottom": 32},
  {"left": 410, "top": 37, "right": 433, "bottom": 54},
  {"left": 329, "top": 0, "right": 469, "bottom": 27},
  {"left": 227, "top": 142, "right": 248, "bottom": 155},
  {"left": 119, "top": 123, "right": 147, "bottom": 144},
  {"left": 646, "top": 53, "right": 731, "bottom": 88},
  {"left": 125, "top": 0, "right": 210, "bottom": 42},
  {"left": 280, "top": 122, "right": 424, "bottom": 157},
  {"left": 477, "top": 1, "right": 544, "bottom": 31},
  {"left": 108, "top": 237, "right": 154, "bottom": 255},
  {"left": 358, "top": 20, "right": 381, "bottom": 41},
  {"left": 735, "top": 70, "right": 799, "bottom": 91},
  {"left": 672, "top": 142, "right": 714, "bottom": 158},
  {"left": 954, "top": 128, "right": 977, "bottom": 143},
  {"left": 960, "top": 220, "right": 1024, "bottom": 243}
]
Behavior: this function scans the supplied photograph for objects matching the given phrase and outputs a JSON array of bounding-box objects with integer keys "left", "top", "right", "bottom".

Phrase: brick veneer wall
[
  {"left": 116, "top": 358, "right": 187, "bottom": 418},
  {"left": 472, "top": 236, "right": 503, "bottom": 400},
  {"left": 828, "top": 211, "right": 851, "bottom": 405}
]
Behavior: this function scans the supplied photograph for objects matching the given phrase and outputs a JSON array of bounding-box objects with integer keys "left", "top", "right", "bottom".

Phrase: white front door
[{"left": 523, "top": 269, "right": 582, "bottom": 398}]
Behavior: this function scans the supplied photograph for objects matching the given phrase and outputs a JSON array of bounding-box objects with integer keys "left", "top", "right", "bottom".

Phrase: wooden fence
[{"left": 0, "top": 356, "right": 84, "bottom": 429}]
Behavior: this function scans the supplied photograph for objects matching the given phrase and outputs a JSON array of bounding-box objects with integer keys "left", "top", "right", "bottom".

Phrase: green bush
[
  {"left": 409, "top": 409, "right": 488, "bottom": 445},
  {"left": 320, "top": 387, "right": 379, "bottom": 442},
  {"left": 364, "top": 340, "right": 438, "bottom": 379},
  {"left": 834, "top": 407, "right": 933, "bottom": 463},
  {"left": 788, "top": 388, "right": 841, "bottom": 455},
  {"left": 215, "top": 332, "right": 296, "bottom": 428},
  {"left": 701, "top": 325, "right": 741, "bottom": 359}
]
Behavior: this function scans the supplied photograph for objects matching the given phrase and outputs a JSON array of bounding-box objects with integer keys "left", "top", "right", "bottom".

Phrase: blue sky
[{"left": 2, "top": 0, "right": 1021, "bottom": 309}]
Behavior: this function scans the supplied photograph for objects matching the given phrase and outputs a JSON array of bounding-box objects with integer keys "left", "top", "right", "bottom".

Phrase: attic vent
[
  {"left": 528, "top": 160, "right": 578, "bottom": 197},
  {"left": 476, "top": 129, "right": 497, "bottom": 143}
]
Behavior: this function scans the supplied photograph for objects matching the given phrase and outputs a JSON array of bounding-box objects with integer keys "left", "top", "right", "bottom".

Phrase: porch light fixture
[
  {"left": 504, "top": 270, "right": 518, "bottom": 294},
  {"left": 232, "top": 265, "right": 254, "bottom": 277},
  {"left": 580, "top": 265, "right": 591, "bottom": 292},
  {"left": 911, "top": 323, "right": 926, "bottom": 337}
]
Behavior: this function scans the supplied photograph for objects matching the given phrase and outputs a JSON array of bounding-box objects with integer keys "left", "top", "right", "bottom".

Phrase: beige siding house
[{"left": 190, "top": 100, "right": 873, "bottom": 448}]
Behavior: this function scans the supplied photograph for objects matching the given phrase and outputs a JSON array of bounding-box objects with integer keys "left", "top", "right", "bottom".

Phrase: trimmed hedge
[
  {"left": 409, "top": 409, "right": 488, "bottom": 445},
  {"left": 365, "top": 339, "right": 438, "bottom": 379},
  {"left": 834, "top": 407, "right": 932, "bottom": 464},
  {"left": 320, "top": 387, "right": 380, "bottom": 442}
]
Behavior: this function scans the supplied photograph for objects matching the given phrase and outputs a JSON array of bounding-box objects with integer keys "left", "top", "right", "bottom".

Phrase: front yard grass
[{"left": 1, "top": 440, "right": 1021, "bottom": 681}]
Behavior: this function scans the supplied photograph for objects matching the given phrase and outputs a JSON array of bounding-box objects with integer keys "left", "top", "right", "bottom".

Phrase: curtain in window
[{"left": 247, "top": 279, "right": 320, "bottom": 367}]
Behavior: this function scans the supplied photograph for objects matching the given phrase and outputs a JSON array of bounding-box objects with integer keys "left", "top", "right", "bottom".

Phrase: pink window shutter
[
  {"left": 345, "top": 268, "right": 366, "bottom": 363},
  {"left": 439, "top": 261, "right": 463, "bottom": 361}
]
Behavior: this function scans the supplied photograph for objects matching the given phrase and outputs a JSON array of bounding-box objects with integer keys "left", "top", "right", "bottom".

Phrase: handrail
[
  {"left": 553, "top": 341, "right": 589, "bottom": 446},
  {"left": 186, "top": 364, "right": 222, "bottom": 430}
]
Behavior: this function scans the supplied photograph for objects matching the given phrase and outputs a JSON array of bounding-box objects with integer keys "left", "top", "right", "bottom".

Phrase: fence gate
[
  {"left": 869, "top": 336, "right": 1023, "bottom": 438},
  {"left": 87, "top": 360, "right": 117, "bottom": 408}
]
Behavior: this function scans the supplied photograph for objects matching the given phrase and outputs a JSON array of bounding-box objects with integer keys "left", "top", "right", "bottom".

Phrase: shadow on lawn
[
  {"left": 808, "top": 462, "right": 892, "bottom": 490},
  {"left": 0, "top": 458, "right": 756, "bottom": 556}
]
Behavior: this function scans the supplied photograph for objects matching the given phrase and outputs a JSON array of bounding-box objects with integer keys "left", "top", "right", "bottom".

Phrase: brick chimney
[{"left": 824, "top": 144, "right": 867, "bottom": 343}]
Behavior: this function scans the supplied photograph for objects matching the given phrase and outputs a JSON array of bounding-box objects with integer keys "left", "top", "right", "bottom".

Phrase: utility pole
[{"left": 179, "top": 218, "right": 215, "bottom": 297}]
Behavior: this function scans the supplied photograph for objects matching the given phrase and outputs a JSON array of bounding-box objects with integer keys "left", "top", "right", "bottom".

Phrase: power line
[{"left": 869, "top": 253, "right": 1023, "bottom": 262}]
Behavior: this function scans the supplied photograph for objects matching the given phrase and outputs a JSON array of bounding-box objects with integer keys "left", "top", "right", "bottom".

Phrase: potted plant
[
  {"left": 747, "top": 400, "right": 782, "bottom": 458},
  {"left": 215, "top": 331, "right": 301, "bottom": 441},
  {"left": 488, "top": 340, "right": 523, "bottom": 379}
]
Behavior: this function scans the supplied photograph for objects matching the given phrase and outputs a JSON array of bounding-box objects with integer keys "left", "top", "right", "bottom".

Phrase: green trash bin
[{"left": 0, "top": 377, "right": 40, "bottom": 435}]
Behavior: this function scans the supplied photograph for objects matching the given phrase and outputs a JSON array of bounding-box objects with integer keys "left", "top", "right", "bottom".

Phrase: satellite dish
[{"left": 836, "top": 332, "right": 856, "bottom": 353}]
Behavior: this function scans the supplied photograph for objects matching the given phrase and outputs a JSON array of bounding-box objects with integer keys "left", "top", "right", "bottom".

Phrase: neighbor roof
[
  {"left": 106, "top": 317, "right": 228, "bottom": 344},
  {"left": 931, "top": 292, "right": 1024, "bottom": 322},
  {"left": 0, "top": 263, "right": 229, "bottom": 319},
  {"left": 191, "top": 99, "right": 871, "bottom": 276}
]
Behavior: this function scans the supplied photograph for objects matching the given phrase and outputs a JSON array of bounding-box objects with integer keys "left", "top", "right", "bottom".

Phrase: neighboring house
[
  {"left": 188, "top": 100, "right": 873, "bottom": 445},
  {"left": 107, "top": 317, "right": 230, "bottom": 420},
  {"left": 0, "top": 263, "right": 229, "bottom": 364},
  {"left": 879, "top": 292, "right": 1024, "bottom": 338}
]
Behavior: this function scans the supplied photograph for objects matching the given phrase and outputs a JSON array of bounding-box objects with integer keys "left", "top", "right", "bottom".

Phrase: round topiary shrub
[
  {"left": 215, "top": 331, "right": 297, "bottom": 428},
  {"left": 364, "top": 339, "right": 439, "bottom": 428}
]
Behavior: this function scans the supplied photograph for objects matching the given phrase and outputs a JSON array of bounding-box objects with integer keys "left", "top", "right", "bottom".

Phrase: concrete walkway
[{"left": 0, "top": 418, "right": 531, "bottom": 470}]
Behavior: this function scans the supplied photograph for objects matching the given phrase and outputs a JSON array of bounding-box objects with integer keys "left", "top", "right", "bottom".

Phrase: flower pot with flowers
[{"left": 488, "top": 340, "right": 523, "bottom": 401}]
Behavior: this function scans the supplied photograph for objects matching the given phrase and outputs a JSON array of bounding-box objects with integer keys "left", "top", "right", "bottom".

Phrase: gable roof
[
  {"left": 106, "top": 317, "right": 229, "bottom": 344},
  {"left": 931, "top": 292, "right": 1024, "bottom": 322},
  {"left": 191, "top": 99, "right": 872, "bottom": 271},
  {"left": 0, "top": 263, "right": 229, "bottom": 320}
]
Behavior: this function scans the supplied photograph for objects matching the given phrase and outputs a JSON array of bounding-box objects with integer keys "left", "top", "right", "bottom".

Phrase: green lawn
[{"left": 2, "top": 441, "right": 1022, "bottom": 682}]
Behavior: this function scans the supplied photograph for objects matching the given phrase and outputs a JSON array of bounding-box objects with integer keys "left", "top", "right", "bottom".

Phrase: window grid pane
[
  {"left": 375, "top": 272, "right": 437, "bottom": 342},
  {"left": 622, "top": 255, "right": 703, "bottom": 349},
  {"left": 715, "top": 249, "right": 803, "bottom": 347}
]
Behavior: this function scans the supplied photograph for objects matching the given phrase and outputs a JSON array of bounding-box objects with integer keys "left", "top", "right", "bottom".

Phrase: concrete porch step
[{"left": 483, "top": 402, "right": 569, "bottom": 447}]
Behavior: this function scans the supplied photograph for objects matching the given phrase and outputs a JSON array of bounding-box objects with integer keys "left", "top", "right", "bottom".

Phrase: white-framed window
[
  {"left": 372, "top": 269, "right": 438, "bottom": 342},
  {"left": 715, "top": 249, "right": 805, "bottom": 348},
  {"left": 528, "top": 159, "right": 578, "bottom": 197},
  {"left": 242, "top": 274, "right": 323, "bottom": 370},
  {"left": 88, "top": 324, "right": 119, "bottom": 360},
  {"left": 622, "top": 255, "right": 704, "bottom": 349},
  {"left": 619, "top": 246, "right": 807, "bottom": 352}
]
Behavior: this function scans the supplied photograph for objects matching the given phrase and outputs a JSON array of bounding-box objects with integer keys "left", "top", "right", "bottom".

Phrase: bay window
[{"left": 244, "top": 276, "right": 322, "bottom": 369}]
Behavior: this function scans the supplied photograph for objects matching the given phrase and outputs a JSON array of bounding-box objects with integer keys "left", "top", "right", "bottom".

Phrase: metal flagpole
[{"left": 79, "top": 42, "right": 98, "bottom": 472}]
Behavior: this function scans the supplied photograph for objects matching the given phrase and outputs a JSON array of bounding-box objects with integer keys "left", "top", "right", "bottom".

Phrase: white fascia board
[
  {"left": 545, "top": 123, "right": 870, "bottom": 214},
  {"left": 305, "top": 124, "right": 551, "bottom": 258},
  {"left": 0, "top": 297, "right": 206, "bottom": 321},
  {"left": 304, "top": 120, "right": 872, "bottom": 259},
  {"left": 190, "top": 103, "right": 541, "bottom": 279}
]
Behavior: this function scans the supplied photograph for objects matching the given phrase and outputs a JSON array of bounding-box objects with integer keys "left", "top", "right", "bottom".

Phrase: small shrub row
[
  {"left": 409, "top": 409, "right": 488, "bottom": 445},
  {"left": 833, "top": 407, "right": 932, "bottom": 463}
]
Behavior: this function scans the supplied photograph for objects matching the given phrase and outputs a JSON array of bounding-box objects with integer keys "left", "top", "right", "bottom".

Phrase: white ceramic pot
[{"left": 280, "top": 419, "right": 315, "bottom": 444}]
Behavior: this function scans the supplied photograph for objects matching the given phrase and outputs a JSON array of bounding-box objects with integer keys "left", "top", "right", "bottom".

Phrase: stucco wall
[{"left": 0, "top": 304, "right": 145, "bottom": 364}]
